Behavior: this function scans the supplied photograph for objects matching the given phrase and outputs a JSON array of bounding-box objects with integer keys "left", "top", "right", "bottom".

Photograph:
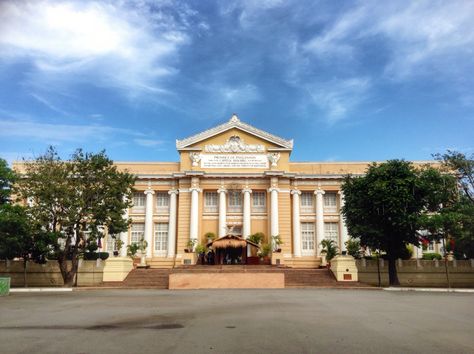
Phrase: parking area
[{"left": 1, "top": 289, "right": 473, "bottom": 353}]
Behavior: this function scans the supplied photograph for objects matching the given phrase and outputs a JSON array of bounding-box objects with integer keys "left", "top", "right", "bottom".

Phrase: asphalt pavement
[{"left": 1, "top": 289, "right": 473, "bottom": 354}]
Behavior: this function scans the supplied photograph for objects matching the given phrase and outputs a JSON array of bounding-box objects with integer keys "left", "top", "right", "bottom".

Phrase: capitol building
[{"left": 108, "top": 115, "right": 428, "bottom": 267}]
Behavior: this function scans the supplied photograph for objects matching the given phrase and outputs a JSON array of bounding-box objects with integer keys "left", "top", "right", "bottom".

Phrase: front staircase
[
  {"left": 103, "top": 269, "right": 170, "bottom": 289},
  {"left": 101, "top": 265, "right": 369, "bottom": 289}
]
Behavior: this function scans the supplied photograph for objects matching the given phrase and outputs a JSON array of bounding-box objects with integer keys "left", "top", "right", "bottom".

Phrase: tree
[
  {"left": 16, "top": 147, "right": 135, "bottom": 286},
  {"left": 341, "top": 160, "right": 457, "bottom": 286},
  {"left": 0, "top": 158, "right": 49, "bottom": 286},
  {"left": 434, "top": 151, "right": 474, "bottom": 258}
]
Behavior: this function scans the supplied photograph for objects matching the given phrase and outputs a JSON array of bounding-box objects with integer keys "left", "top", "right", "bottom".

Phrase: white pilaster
[
  {"left": 167, "top": 189, "right": 179, "bottom": 258},
  {"left": 217, "top": 187, "right": 227, "bottom": 237},
  {"left": 268, "top": 187, "right": 279, "bottom": 247},
  {"left": 242, "top": 188, "right": 252, "bottom": 256},
  {"left": 338, "top": 190, "right": 349, "bottom": 253},
  {"left": 120, "top": 195, "right": 129, "bottom": 257},
  {"left": 144, "top": 188, "right": 155, "bottom": 258},
  {"left": 291, "top": 189, "right": 302, "bottom": 258},
  {"left": 189, "top": 186, "right": 201, "bottom": 248},
  {"left": 315, "top": 189, "right": 325, "bottom": 256}
]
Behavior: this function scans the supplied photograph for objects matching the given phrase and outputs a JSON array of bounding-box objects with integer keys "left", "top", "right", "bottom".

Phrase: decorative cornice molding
[{"left": 176, "top": 114, "right": 293, "bottom": 150}]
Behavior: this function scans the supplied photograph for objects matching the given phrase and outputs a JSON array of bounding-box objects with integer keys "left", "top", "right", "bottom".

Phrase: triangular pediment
[{"left": 176, "top": 114, "right": 293, "bottom": 151}]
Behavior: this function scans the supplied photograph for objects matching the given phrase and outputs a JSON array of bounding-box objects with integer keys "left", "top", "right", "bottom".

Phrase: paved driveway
[{"left": 1, "top": 289, "right": 473, "bottom": 354}]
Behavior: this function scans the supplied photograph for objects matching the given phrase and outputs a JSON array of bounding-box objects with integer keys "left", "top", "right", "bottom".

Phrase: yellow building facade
[{"left": 107, "top": 115, "right": 435, "bottom": 267}]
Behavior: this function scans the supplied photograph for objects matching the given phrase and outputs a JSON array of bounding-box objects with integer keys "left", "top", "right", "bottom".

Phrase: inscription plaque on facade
[{"left": 201, "top": 154, "right": 269, "bottom": 168}]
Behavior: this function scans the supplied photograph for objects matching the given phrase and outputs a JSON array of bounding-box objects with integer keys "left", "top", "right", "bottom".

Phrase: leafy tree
[
  {"left": 434, "top": 151, "right": 474, "bottom": 258},
  {"left": 341, "top": 160, "right": 457, "bottom": 286},
  {"left": 16, "top": 147, "right": 135, "bottom": 286},
  {"left": 0, "top": 158, "right": 16, "bottom": 204},
  {"left": 0, "top": 158, "right": 50, "bottom": 286}
]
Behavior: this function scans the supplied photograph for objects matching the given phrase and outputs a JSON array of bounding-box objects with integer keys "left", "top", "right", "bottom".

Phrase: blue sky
[{"left": 0, "top": 0, "right": 473, "bottom": 165}]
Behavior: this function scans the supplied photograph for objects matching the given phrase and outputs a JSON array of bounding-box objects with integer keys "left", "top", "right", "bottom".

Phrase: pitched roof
[{"left": 176, "top": 114, "right": 293, "bottom": 150}]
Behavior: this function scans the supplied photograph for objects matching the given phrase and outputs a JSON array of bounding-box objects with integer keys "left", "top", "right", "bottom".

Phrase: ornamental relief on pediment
[{"left": 204, "top": 135, "right": 265, "bottom": 153}]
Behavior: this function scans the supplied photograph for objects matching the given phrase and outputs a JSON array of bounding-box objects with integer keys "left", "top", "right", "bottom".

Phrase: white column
[
  {"left": 268, "top": 187, "right": 279, "bottom": 247},
  {"left": 242, "top": 188, "right": 252, "bottom": 256},
  {"left": 291, "top": 189, "right": 302, "bottom": 258},
  {"left": 315, "top": 189, "right": 325, "bottom": 256},
  {"left": 217, "top": 188, "right": 227, "bottom": 237},
  {"left": 189, "top": 186, "right": 201, "bottom": 248},
  {"left": 167, "top": 189, "right": 179, "bottom": 258},
  {"left": 144, "top": 188, "right": 155, "bottom": 258},
  {"left": 120, "top": 195, "right": 129, "bottom": 257},
  {"left": 338, "top": 190, "right": 349, "bottom": 253}
]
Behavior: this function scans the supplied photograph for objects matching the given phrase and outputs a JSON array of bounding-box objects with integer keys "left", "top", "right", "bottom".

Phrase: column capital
[
  {"left": 144, "top": 189, "right": 155, "bottom": 195},
  {"left": 168, "top": 189, "right": 179, "bottom": 195},
  {"left": 291, "top": 189, "right": 301, "bottom": 196},
  {"left": 242, "top": 188, "right": 252, "bottom": 194},
  {"left": 337, "top": 190, "right": 344, "bottom": 195},
  {"left": 268, "top": 187, "right": 280, "bottom": 193},
  {"left": 217, "top": 188, "right": 227, "bottom": 194},
  {"left": 189, "top": 187, "right": 202, "bottom": 193},
  {"left": 314, "top": 189, "right": 325, "bottom": 195}
]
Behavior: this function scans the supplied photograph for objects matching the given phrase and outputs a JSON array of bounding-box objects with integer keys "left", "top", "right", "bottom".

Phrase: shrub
[
  {"left": 422, "top": 253, "right": 442, "bottom": 260},
  {"left": 320, "top": 239, "right": 338, "bottom": 262},
  {"left": 345, "top": 239, "right": 361, "bottom": 258}
]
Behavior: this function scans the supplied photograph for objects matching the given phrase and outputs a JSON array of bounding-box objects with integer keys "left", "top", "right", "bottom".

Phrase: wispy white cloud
[
  {"left": 0, "top": 117, "right": 150, "bottom": 146},
  {"left": 307, "top": 77, "right": 371, "bottom": 124},
  {"left": 303, "top": 1, "right": 474, "bottom": 80},
  {"left": 133, "top": 138, "right": 165, "bottom": 147},
  {"left": 0, "top": 0, "right": 198, "bottom": 97}
]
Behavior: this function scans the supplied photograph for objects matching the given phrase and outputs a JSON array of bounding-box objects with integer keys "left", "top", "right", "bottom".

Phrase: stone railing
[{"left": 356, "top": 259, "right": 474, "bottom": 287}]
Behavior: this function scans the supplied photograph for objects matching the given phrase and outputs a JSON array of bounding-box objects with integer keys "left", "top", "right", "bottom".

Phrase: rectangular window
[
  {"left": 324, "top": 193, "right": 337, "bottom": 212},
  {"left": 132, "top": 192, "right": 145, "bottom": 209},
  {"left": 301, "top": 192, "right": 314, "bottom": 213},
  {"left": 252, "top": 191, "right": 266, "bottom": 212},
  {"left": 204, "top": 191, "right": 218, "bottom": 212},
  {"left": 156, "top": 192, "right": 169, "bottom": 211},
  {"left": 228, "top": 191, "right": 242, "bottom": 212},
  {"left": 301, "top": 222, "right": 315, "bottom": 255},
  {"left": 154, "top": 223, "right": 168, "bottom": 254},
  {"left": 324, "top": 222, "right": 339, "bottom": 246},
  {"left": 131, "top": 223, "right": 145, "bottom": 245}
]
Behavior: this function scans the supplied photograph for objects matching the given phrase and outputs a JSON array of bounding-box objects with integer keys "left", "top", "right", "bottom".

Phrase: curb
[
  {"left": 383, "top": 287, "right": 474, "bottom": 293},
  {"left": 10, "top": 288, "right": 73, "bottom": 293}
]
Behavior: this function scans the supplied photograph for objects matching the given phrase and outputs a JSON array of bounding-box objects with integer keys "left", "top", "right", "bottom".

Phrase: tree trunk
[
  {"left": 388, "top": 257, "right": 400, "bottom": 286},
  {"left": 23, "top": 259, "right": 28, "bottom": 288}
]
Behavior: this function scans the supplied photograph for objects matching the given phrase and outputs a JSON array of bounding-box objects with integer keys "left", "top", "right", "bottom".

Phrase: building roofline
[{"left": 176, "top": 114, "right": 293, "bottom": 150}]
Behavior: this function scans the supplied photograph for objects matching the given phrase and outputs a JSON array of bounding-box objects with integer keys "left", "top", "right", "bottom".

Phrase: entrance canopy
[{"left": 206, "top": 234, "right": 259, "bottom": 250}]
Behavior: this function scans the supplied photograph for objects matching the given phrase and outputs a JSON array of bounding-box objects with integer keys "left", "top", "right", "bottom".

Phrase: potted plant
[
  {"left": 320, "top": 239, "right": 338, "bottom": 268},
  {"left": 271, "top": 235, "right": 283, "bottom": 252},
  {"left": 139, "top": 238, "right": 148, "bottom": 266},
  {"left": 204, "top": 232, "right": 216, "bottom": 243},
  {"left": 114, "top": 238, "right": 124, "bottom": 257},
  {"left": 258, "top": 243, "right": 272, "bottom": 265},
  {"left": 185, "top": 239, "right": 197, "bottom": 253},
  {"left": 195, "top": 243, "right": 206, "bottom": 265}
]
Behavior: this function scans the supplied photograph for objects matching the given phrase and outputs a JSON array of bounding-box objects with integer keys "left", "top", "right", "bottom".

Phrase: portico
[{"left": 108, "top": 115, "right": 364, "bottom": 268}]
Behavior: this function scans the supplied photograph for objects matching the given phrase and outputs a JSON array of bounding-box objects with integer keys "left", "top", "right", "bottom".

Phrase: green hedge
[
  {"left": 422, "top": 253, "right": 442, "bottom": 260},
  {"left": 83, "top": 252, "right": 109, "bottom": 260}
]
